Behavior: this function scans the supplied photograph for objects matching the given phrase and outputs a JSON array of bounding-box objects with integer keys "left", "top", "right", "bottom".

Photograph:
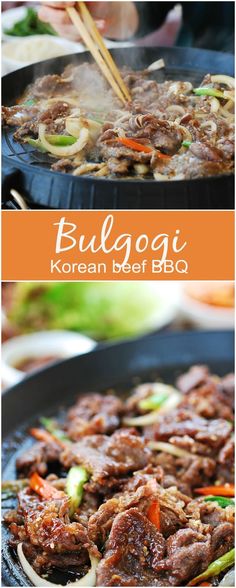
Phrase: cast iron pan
[
  {"left": 2, "top": 330, "right": 234, "bottom": 586},
  {"left": 2, "top": 46, "right": 234, "bottom": 209}
]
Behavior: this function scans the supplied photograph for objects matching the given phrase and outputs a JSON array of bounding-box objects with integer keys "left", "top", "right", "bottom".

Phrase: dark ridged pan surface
[{"left": 2, "top": 330, "right": 234, "bottom": 586}]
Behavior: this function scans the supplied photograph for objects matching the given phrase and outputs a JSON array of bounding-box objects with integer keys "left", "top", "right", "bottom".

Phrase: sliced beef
[
  {"left": 179, "top": 381, "right": 234, "bottom": 421},
  {"left": 61, "top": 429, "right": 151, "bottom": 491},
  {"left": 176, "top": 365, "right": 209, "bottom": 394},
  {"left": 39, "top": 102, "right": 70, "bottom": 124},
  {"left": 153, "top": 408, "right": 232, "bottom": 452},
  {"left": 218, "top": 436, "right": 234, "bottom": 465},
  {"left": 96, "top": 508, "right": 166, "bottom": 586},
  {"left": 189, "top": 142, "right": 224, "bottom": 162},
  {"left": 153, "top": 528, "right": 212, "bottom": 586},
  {"left": 7, "top": 488, "right": 99, "bottom": 573},
  {"left": 211, "top": 522, "right": 234, "bottom": 559},
  {"left": 16, "top": 441, "right": 61, "bottom": 476},
  {"left": 65, "top": 393, "right": 123, "bottom": 439},
  {"left": 88, "top": 478, "right": 158, "bottom": 546},
  {"left": 27, "top": 74, "right": 72, "bottom": 99}
]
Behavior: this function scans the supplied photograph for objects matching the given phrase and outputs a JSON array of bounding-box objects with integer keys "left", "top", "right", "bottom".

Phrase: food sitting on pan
[
  {"left": 2, "top": 62, "right": 234, "bottom": 180},
  {"left": 3, "top": 365, "right": 235, "bottom": 587}
]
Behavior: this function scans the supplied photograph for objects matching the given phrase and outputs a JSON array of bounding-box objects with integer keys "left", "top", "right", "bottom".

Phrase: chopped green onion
[
  {"left": 204, "top": 495, "right": 235, "bottom": 508},
  {"left": 182, "top": 140, "right": 192, "bottom": 148},
  {"left": 40, "top": 417, "right": 69, "bottom": 442},
  {"left": 66, "top": 466, "right": 89, "bottom": 515},
  {"left": 27, "top": 134, "right": 77, "bottom": 152},
  {"left": 45, "top": 135, "right": 77, "bottom": 146},
  {"left": 22, "top": 99, "right": 36, "bottom": 107},
  {"left": 139, "top": 391, "right": 169, "bottom": 411},
  {"left": 188, "top": 548, "right": 235, "bottom": 586},
  {"left": 193, "top": 87, "right": 225, "bottom": 98},
  {"left": 27, "top": 138, "right": 47, "bottom": 153}
]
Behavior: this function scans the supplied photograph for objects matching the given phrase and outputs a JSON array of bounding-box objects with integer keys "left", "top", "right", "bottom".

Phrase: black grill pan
[
  {"left": 2, "top": 330, "right": 234, "bottom": 586},
  {"left": 2, "top": 46, "right": 234, "bottom": 209}
]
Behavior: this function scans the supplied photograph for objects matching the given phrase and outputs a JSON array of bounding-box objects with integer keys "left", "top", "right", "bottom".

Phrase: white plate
[{"left": 2, "top": 5, "right": 133, "bottom": 74}]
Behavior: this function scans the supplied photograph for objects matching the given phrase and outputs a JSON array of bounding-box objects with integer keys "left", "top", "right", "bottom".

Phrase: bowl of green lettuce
[{"left": 7, "top": 282, "right": 180, "bottom": 341}]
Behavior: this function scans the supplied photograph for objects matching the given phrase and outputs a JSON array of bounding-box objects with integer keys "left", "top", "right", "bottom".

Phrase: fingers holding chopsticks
[{"left": 38, "top": 2, "right": 106, "bottom": 41}]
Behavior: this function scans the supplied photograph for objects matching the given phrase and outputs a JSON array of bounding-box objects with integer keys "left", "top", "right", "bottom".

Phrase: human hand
[{"left": 38, "top": 2, "right": 138, "bottom": 42}]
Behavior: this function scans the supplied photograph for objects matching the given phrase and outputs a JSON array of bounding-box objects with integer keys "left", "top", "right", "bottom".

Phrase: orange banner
[{"left": 2, "top": 211, "right": 234, "bottom": 281}]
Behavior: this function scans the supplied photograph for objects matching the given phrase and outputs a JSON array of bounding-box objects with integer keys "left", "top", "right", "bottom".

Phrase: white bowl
[
  {"left": 2, "top": 330, "right": 96, "bottom": 388},
  {"left": 181, "top": 287, "right": 234, "bottom": 330}
]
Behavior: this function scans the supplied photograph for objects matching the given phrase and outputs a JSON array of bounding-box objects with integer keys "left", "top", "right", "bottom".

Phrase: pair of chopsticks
[{"left": 66, "top": 2, "right": 131, "bottom": 105}]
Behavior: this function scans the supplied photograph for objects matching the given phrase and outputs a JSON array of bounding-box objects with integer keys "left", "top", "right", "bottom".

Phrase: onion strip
[
  {"left": 123, "top": 391, "right": 181, "bottom": 426},
  {"left": 17, "top": 543, "right": 99, "bottom": 587},
  {"left": 211, "top": 74, "right": 235, "bottom": 88},
  {"left": 147, "top": 58, "right": 165, "bottom": 72},
  {"left": 38, "top": 124, "right": 89, "bottom": 157},
  {"left": 149, "top": 441, "right": 201, "bottom": 459}
]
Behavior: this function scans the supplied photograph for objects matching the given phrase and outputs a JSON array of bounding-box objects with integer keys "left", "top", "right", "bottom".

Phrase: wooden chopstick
[
  {"left": 78, "top": 2, "right": 131, "bottom": 102},
  {"left": 66, "top": 3, "right": 130, "bottom": 105}
]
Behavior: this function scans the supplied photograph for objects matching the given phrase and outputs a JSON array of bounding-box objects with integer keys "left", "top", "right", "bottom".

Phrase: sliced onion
[
  {"left": 166, "top": 105, "right": 186, "bottom": 116},
  {"left": 123, "top": 390, "right": 181, "bottom": 426},
  {"left": 219, "top": 568, "right": 235, "bottom": 586},
  {"left": 168, "top": 81, "right": 193, "bottom": 95},
  {"left": 223, "top": 90, "right": 235, "bottom": 102},
  {"left": 38, "top": 124, "right": 89, "bottom": 157},
  {"left": 210, "top": 97, "right": 220, "bottom": 113},
  {"left": 66, "top": 117, "right": 101, "bottom": 142},
  {"left": 219, "top": 107, "right": 235, "bottom": 122},
  {"left": 223, "top": 99, "right": 234, "bottom": 112},
  {"left": 17, "top": 543, "right": 99, "bottom": 587},
  {"left": 149, "top": 441, "right": 200, "bottom": 459},
  {"left": 211, "top": 74, "right": 235, "bottom": 88},
  {"left": 147, "top": 58, "right": 165, "bottom": 72},
  {"left": 200, "top": 120, "right": 217, "bottom": 133},
  {"left": 171, "top": 122, "right": 192, "bottom": 141},
  {"left": 153, "top": 172, "right": 169, "bottom": 181},
  {"left": 134, "top": 163, "right": 149, "bottom": 175}
]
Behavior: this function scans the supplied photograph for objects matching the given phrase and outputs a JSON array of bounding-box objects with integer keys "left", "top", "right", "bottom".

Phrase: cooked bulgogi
[
  {"left": 3, "top": 365, "right": 235, "bottom": 587},
  {"left": 2, "top": 63, "right": 235, "bottom": 180}
]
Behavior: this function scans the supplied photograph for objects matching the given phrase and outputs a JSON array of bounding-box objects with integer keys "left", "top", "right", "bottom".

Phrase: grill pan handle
[{"left": 2, "top": 167, "right": 29, "bottom": 209}]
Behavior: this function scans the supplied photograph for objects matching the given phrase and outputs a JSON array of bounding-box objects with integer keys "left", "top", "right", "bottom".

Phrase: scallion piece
[
  {"left": 40, "top": 417, "right": 69, "bottom": 442},
  {"left": 182, "top": 140, "right": 192, "bottom": 148},
  {"left": 188, "top": 548, "right": 235, "bottom": 586},
  {"left": 193, "top": 87, "right": 225, "bottom": 98},
  {"left": 204, "top": 495, "right": 235, "bottom": 508},
  {"left": 139, "top": 391, "right": 169, "bottom": 411},
  {"left": 66, "top": 466, "right": 89, "bottom": 515}
]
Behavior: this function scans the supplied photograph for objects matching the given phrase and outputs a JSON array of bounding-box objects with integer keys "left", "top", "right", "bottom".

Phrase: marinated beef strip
[
  {"left": 4, "top": 366, "right": 235, "bottom": 585},
  {"left": 5, "top": 488, "right": 100, "bottom": 574},
  {"left": 61, "top": 428, "right": 152, "bottom": 492},
  {"left": 65, "top": 393, "right": 124, "bottom": 439},
  {"left": 2, "top": 64, "right": 234, "bottom": 179}
]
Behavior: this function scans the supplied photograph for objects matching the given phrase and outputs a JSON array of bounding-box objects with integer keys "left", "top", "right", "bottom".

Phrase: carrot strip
[
  {"left": 147, "top": 500, "right": 161, "bottom": 530},
  {"left": 30, "top": 427, "right": 66, "bottom": 449},
  {"left": 115, "top": 137, "right": 153, "bottom": 153},
  {"left": 195, "top": 484, "right": 234, "bottom": 497},
  {"left": 29, "top": 472, "right": 65, "bottom": 500}
]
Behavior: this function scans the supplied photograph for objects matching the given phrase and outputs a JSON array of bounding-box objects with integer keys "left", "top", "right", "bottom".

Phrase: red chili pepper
[
  {"left": 147, "top": 500, "right": 161, "bottom": 530},
  {"left": 29, "top": 472, "right": 65, "bottom": 500},
  {"left": 195, "top": 484, "right": 234, "bottom": 497}
]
